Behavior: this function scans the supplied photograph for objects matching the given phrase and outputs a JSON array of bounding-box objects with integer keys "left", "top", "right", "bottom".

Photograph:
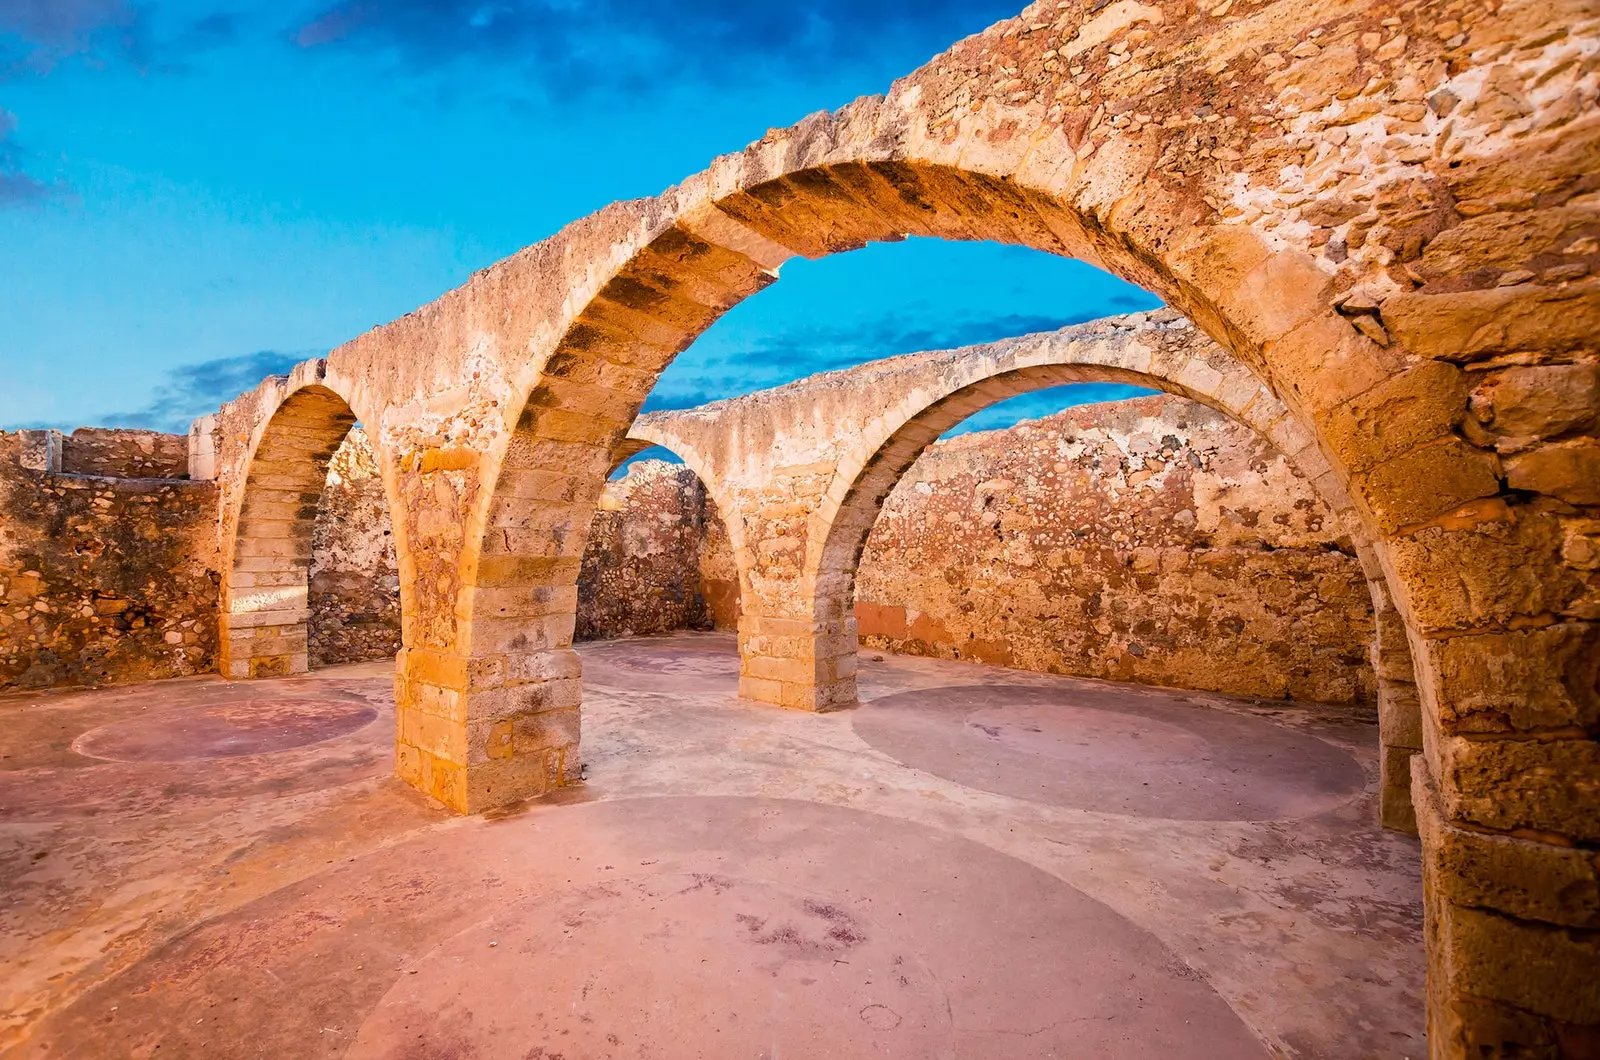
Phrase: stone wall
[
  {"left": 855, "top": 395, "right": 1376, "bottom": 705},
  {"left": 0, "top": 426, "right": 405, "bottom": 691},
  {"left": 576, "top": 461, "right": 719, "bottom": 640},
  {"left": 60, "top": 429, "right": 189, "bottom": 479},
  {"left": 308, "top": 430, "right": 402, "bottom": 667},
  {"left": 0, "top": 432, "right": 220, "bottom": 691},
  {"left": 0, "top": 401, "right": 1377, "bottom": 706}
]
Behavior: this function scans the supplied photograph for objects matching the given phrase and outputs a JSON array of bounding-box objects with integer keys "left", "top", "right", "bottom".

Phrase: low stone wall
[
  {"left": 1, "top": 400, "right": 1374, "bottom": 706},
  {"left": 60, "top": 429, "right": 189, "bottom": 479},
  {"left": 308, "top": 431, "right": 401, "bottom": 667},
  {"left": 576, "top": 461, "right": 720, "bottom": 640},
  {"left": 855, "top": 396, "right": 1376, "bottom": 705},
  {"left": 0, "top": 432, "right": 220, "bottom": 691},
  {"left": 0, "top": 427, "right": 401, "bottom": 692}
]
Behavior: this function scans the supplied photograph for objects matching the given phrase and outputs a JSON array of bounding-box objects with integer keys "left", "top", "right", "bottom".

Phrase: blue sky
[{"left": 0, "top": 0, "right": 1159, "bottom": 434}]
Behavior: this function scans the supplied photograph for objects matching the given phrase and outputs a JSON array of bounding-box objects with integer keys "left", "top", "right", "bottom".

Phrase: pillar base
[
  {"left": 218, "top": 615, "right": 309, "bottom": 679},
  {"left": 393, "top": 646, "right": 584, "bottom": 813},
  {"left": 736, "top": 614, "right": 859, "bottom": 712},
  {"left": 1413, "top": 762, "right": 1600, "bottom": 1058}
]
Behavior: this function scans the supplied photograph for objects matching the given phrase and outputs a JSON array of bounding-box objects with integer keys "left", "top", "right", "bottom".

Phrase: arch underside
[{"left": 221, "top": 384, "right": 358, "bottom": 679}]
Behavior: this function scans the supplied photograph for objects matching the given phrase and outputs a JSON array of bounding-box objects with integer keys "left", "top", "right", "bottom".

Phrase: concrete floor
[{"left": 0, "top": 632, "right": 1424, "bottom": 1058}]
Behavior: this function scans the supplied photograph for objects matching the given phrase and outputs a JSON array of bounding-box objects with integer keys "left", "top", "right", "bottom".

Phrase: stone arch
[
  {"left": 214, "top": 361, "right": 406, "bottom": 682},
  {"left": 694, "top": 317, "right": 1414, "bottom": 828},
  {"left": 615, "top": 429, "right": 751, "bottom": 602},
  {"left": 286, "top": 4, "right": 1597, "bottom": 1042},
  {"left": 449, "top": 154, "right": 1322, "bottom": 816}
]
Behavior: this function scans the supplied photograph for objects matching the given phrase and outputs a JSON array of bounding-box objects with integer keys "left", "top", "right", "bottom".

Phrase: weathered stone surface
[
  {"left": 309, "top": 430, "right": 401, "bottom": 666},
  {"left": 1470, "top": 363, "right": 1600, "bottom": 454},
  {"left": 1426, "top": 624, "right": 1600, "bottom": 735},
  {"left": 58, "top": 429, "right": 189, "bottom": 479},
  {"left": 1438, "top": 733, "right": 1600, "bottom": 843},
  {"left": 10, "top": 0, "right": 1597, "bottom": 1039},
  {"left": 576, "top": 461, "right": 719, "bottom": 640},
  {"left": 1383, "top": 282, "right": 1600, "bottom": 363},
  {"left": 1505, "top": 442, "right": 1600, "bottom": 506},
  {"left": 1416, "top": 770, "right": 1600, "bottom": 929},
  {"left": 855, "top": 396, "right": 1376, "bottom": 705},
  {"left": 0, "top": 432, "right": 220, "bottom": 691}
]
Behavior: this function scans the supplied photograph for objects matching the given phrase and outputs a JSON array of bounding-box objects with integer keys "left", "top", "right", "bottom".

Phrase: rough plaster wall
[
  {"left": 308, "top": 429, "right": 401, "bottom": 667},
  {"left": 855, "top": 396, "right": 1377, "bottom": 705},
  {"left": 576, "top": 461, "right": 716, "bottom": 640},
  {"left": 0, "top": 432, "right": 220, "bottom": 691}
]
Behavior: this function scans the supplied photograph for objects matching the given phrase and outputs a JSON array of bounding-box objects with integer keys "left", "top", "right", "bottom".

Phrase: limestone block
[
  {"left": 1425, "top": 624, "right": 1600, "bottom": 735},
  {"left": 1471, "top": 362, "right": 1600, "bottom": 453},
  {"left": 1434, "top": 902, "right": 1600, "bottom": 1025},
  {"left": 1505, "top": 441, "right": 1600, "bottom": 506},
  {"left": 1438, "top": 733, "right": 1600, "bottom": 842},
  {"left": 1384, "top": 281, "right": 1600, "bottom": 361},
  {"left": 1416, "top": 769, "right": 1600, "bottom": 929},
  {"left": 1353, "top": 438, "right": 1501, "bottom": 533},
  {"left": 1320, "top": 361, "right": 1471, "bottom": 474}
]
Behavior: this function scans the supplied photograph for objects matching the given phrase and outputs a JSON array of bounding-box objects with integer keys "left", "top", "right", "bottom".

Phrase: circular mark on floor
[
  {"left": 580, "top": 637, "right": 741, "bottom": 693},
  {"left": 72, "top": 698, "right": 378, "bottom": 762},
  {"left": 33, "top": 796, "right": 1274, "bottom": 1058},
  {"left": 854, "top": 683, "right": 1366, "bottom": 820},
  {"left": 348, "top": 873, "right": 954, "bottom": 1060}
]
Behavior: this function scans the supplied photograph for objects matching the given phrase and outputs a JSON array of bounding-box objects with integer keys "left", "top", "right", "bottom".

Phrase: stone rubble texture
[
  {"left": 9, "top": 0, "right": 1598, "bottom": 1049},
  {"left": 854, "top": 393, "right": 1377, "bottom": 707},
  {"left": 576, "top": 460, "right": 721, "bottom": 640},
  {"left": 0, "top": 432, "right": 220, "bottom": 690},
  {"left": 308, "top": 430, "right": 403, "bottom": 668}
]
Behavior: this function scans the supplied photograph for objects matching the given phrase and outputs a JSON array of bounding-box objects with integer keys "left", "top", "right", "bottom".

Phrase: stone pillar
[
  {"left": 394, "top": 641, "right": 583, "bottom": 813},
  {"left": 737, "top": 612, "right": 859, "bottom": 712},
  {"left": 187, "top": 414, "right": 218, "bottom": 481},
  {"left": 220, "top": 503, "right": 313, "bottom": 679},
  {"left": 1413, "top": 766, "right": 1600, "bottom": 1056},
  {"left": 393, "top": 455, "right": 590, "bottom": 814}
]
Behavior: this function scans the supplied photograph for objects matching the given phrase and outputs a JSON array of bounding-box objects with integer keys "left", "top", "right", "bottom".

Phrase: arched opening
[
  {"left": 576, "top": 443, "right": 742, "bottom": 641},
  {"left": 718, "top": 318, "right": 1423, "bottom": 829},
  {"left": 161, "top": 9, "right": 1584, "bottom": 1049},
  {"left": 220, "top": 382, "right": 403, "bottom": 680},
  {"left": 853, "top": 388, "right": 1378, "bottom": 705}
]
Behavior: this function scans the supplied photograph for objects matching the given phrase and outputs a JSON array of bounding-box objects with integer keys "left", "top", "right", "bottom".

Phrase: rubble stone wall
[
  {"left": 308, "top": 430, "right": 402, "bottom": 667},
  {"left": 576, "top": 461, "right": 718, "bottom": 640},
  {"left": 0, "top": 427, "right": 407, "bottom": 690},
  {"left": 856, "top": 395, "right": 1376, "bottom": 705},
  {"left": 0, "top": 432, "right": 220, "bottom": 691},
  {"left": 59, "top": 429, "right": 189, "bottom": 479}
]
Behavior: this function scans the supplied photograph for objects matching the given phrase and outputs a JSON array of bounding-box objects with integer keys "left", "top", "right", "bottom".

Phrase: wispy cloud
[
  {"left": 0, "top": 0, "right": 150, "bottom": 75},
  {"left": 0, "top": 106, "right": 55, "bottom": 204},
  {"left": 292, "top": 0, "right": 1020, "bottom": 98},
  {"left": 100, "top": 349, "right": 312, "bottom": 431},
  {"left": 643, "top": 299, "right": 1160, "bottom": 412}
]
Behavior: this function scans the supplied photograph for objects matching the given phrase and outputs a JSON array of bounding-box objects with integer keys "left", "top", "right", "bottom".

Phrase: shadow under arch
[{"left": 217, "top": 362, "right": 411, "bottom": 683}]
